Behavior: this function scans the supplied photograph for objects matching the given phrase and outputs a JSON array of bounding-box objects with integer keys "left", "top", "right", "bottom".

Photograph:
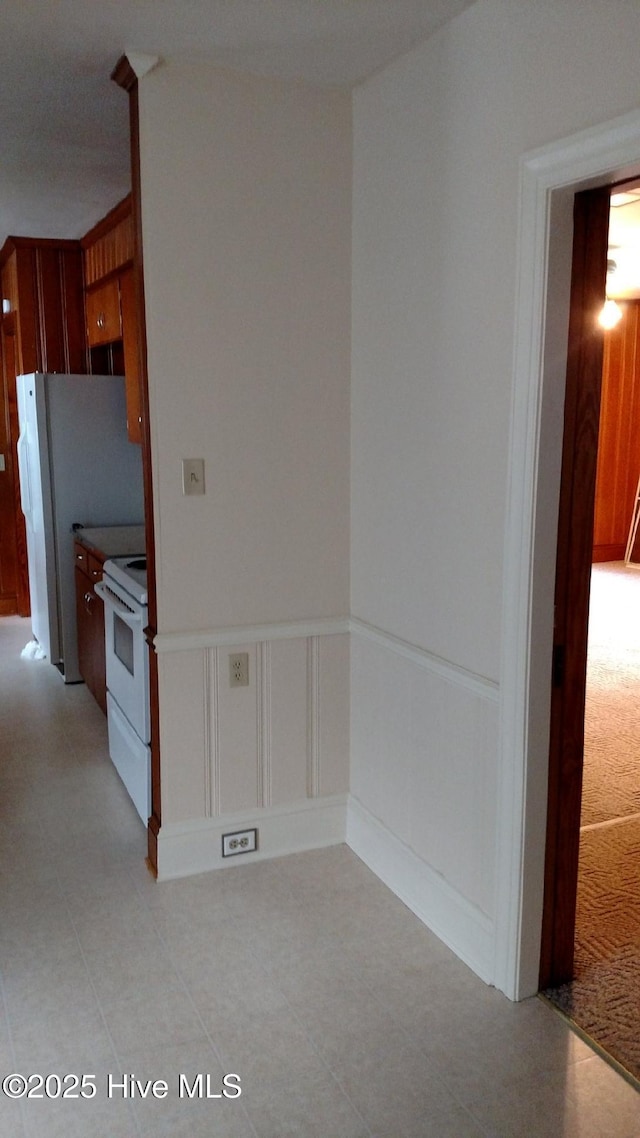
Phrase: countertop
[{"left": 73, "top": 525, "right": 145, "bottom": 558}]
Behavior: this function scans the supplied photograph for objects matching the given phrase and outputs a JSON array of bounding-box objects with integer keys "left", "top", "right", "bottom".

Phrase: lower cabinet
[{"left": 74, "top": 542, "right": 107, "bottom": 713}]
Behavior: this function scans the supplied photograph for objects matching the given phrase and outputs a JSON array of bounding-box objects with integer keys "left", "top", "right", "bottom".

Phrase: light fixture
[
  {"left": 598, "top": 257, "right": 623, "bottom": 329},
  {"left": 599, "top": 297, "right": 623, "bottom": 329}
]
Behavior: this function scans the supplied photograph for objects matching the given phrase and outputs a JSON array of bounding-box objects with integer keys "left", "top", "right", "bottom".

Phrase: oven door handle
[{"left": 94, "top": 580, "right": 143, "bottom": 627}]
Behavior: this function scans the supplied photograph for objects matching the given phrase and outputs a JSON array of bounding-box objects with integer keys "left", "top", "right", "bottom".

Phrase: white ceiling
[{"left": 0, "top": 0, "right": 475, "bottom": 248}]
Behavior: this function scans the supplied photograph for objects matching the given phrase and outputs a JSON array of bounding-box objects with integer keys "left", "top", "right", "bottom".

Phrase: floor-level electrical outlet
[
  {"left": 229, "top": 652, "right": 249, "bottom": 687},
  {"left": 222, "top": 828, "right": 258, "bottom": 857}
]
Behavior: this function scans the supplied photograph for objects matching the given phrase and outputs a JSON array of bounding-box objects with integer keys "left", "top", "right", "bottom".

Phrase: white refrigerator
[{"left": 16, "top": 373, "right": 145, "bottom": 682}]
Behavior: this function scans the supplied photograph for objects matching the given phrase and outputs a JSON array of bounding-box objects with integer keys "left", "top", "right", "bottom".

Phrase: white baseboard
[
  {"left": 346, "top": 795, "right": 495, "bottom": 985},
  {"left": 156, "top": 794, "right": 348, "bottom": 880}
]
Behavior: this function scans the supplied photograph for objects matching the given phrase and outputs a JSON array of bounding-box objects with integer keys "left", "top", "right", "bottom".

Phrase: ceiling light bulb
[{"left": 599, "top": 298, "right": 623, "bottom": 329}]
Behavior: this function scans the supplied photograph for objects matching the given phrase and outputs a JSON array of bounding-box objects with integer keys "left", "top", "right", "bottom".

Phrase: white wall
[
  {"left": 133, "top": 2, "right": 640, "bottom": 991},
  {"left": 350, "top": 0, "right": 640, "bottom": 987},
  {"left": 139, "top": 61, "right": 351, "bottom": 633},
  {"left": 136, "top": 62, "right": 352, "bottom": 876}
]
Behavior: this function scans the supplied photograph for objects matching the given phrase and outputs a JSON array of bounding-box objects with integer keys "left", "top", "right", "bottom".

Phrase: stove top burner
[{"left": 102, "top": 554, "right": 148, "bottom": 606}]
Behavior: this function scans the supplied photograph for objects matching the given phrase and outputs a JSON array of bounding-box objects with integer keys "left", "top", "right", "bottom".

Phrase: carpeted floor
[
  {"left": 581, "top": 562, "right": 640, "bottom": 828},
  {"left": 547, "top": 816, "right": 640, "bottom": 1081},
  {"left": 545, "top": 563, "right": 640, "bottom": 1083}
]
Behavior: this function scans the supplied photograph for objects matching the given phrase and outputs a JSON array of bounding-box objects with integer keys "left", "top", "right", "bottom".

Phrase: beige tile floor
[{"left": 1, "top": 614, "right": 639, "bottom": 1138}]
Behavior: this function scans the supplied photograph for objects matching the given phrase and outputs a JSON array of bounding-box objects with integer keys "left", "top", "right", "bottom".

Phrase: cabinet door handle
[
  {"left": 96, "top": 312, "right": 105, "bottom": 329},
  {"left": 84, "top": 591, "right": 93, "bottom": 612}
]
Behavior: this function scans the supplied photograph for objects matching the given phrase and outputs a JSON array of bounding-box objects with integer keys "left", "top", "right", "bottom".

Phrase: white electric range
[{"left": 95, "top": 555, "right": 150, "bottom": 823}]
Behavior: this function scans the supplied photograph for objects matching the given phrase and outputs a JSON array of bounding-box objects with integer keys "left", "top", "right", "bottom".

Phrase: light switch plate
[{"left": 182, "top": 458, "right": 205, "bottom": 496}]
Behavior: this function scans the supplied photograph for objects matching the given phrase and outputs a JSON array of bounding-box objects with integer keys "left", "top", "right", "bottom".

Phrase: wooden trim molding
[
  {"left": 539, "top": 186, "right": 610, "bottom": 991},
  {"left": 81, "top": 195, "right": 132, "bottom": 249},
  {"left": 111, "top": 56, "right": 137, "bottom": 93},
  {"left": 112, "top": 54, "right": 161, "bottom": 872},
  {"left": 0, "top": 236, "right": 81, "bottom": 264},
  {"left": 592, "top": 543, "right": 625, "bottom": 563}
]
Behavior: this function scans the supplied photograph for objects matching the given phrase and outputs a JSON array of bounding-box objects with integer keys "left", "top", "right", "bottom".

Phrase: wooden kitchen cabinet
[
  {"left": 85, "top": 277, "right": 122, "bottom": 347},
  {"left": 85, "top": 269, "right": 141, "bottom": 443},
  {"left": 74, "top": 542, "right": 107, "bottom": 714},
  {"left": 82, "top": 198, "right": 142, "bottom": 445}
]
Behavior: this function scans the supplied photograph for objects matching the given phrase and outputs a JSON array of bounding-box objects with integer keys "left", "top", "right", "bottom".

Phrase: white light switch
[{"left": 182, "top": 458, "right": 205, "bottom": 496}]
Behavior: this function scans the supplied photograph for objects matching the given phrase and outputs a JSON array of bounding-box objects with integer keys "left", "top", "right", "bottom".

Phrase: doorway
[
  {"left": 540, "top": 185, "right": 640, "bottom": 1076},
  {"left": 495, "top": 108, "right": 640, "bottom": 1005},
  {"left": 0, "top": 73, "right": 159, "bottom": 871},
  {"left": 540, "top": 179, "right": 640, "bottom": 990},
  {"left": 538, "top": 184, "right": 611, "bottom": 991},
  {"left": 550, "top": 558, "right": 640, "bottom": 1078}
]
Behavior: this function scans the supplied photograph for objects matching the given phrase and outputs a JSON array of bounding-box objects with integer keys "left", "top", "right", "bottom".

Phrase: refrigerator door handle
[{"left": 17, "top": 427, "right": 32, "bottom": 525}]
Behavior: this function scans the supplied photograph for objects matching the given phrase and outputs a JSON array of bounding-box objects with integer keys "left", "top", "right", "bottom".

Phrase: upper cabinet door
[{"left": 86, "top": 278, "right": 122, "bottom": 346}]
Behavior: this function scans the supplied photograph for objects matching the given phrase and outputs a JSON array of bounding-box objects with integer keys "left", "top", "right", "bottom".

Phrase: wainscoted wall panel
[
  {"left": 317, "top": 633, "right": 350, "bottom": 798},
  {"left": 157, "top": 650, "right": 207, "bottom": 825},
  {"left": 269, "top": 638, "right": 310, "bottom": 807},
  {"left": 155, "top": 628, "right": 350, "bottom": 873},
  {"left": 349, "top": 626, "right": 499, "bottom": 978},
  {"left": 217, "top": 642, "right": 260, "bottom": 815}
]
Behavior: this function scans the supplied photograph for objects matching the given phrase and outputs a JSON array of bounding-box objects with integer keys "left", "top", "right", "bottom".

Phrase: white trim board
[
  {"left": 351, "top": 617, "right": 498, "bottom": 701},
  {"left": 154, "top": 613, "right": 498, "bottom": 702},
  {"left": 155, "top": 794, "right": 347, "bottom": 880},
  {"left": 154, "top": 617, "right": 350, "bottom": 653},
  {"left": 498, "top": 106, "right": 640, "bottom": 1001},
  {"left": 347, "top": 796, "right": 494, "bottom": 984}
]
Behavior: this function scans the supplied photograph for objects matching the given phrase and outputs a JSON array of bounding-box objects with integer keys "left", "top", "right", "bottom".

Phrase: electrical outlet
[
  {"left": 222, "top": 828, "right": 257, "bottom": 857},
  {"left": 229, "top": 652, "right": 249, "bottom": 687}
]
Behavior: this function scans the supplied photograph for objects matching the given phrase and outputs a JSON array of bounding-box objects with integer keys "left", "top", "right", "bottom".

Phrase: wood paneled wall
[
  {"left": 0, "top": 201, "right": 134, "bottom": 618},
  {"left": 82, "top": 196, "right": 133, "bottom": 286},
  {"left": 593, "top": 301, "right": 640, "bottom": 562},
  {"left": 1, "top": 239, "right": 86, "bottom": 375},
  {"left": 0, "top": 238, "right": 86, "bottom": 615}
]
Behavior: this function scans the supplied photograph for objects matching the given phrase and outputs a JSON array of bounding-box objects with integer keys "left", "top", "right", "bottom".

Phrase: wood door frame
[
  {"left": 111, "top": 55, "right": 161, "bottom": 874},
  {"left": 538, "top": 186, "right": 610, "bottom": 989},
  {"left": 494, "top": 110, "right": 640, "bottom": 1002}
]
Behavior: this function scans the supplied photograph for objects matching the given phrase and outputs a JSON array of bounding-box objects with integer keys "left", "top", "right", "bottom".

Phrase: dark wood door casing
[
  {"left": 539, "top": 186, "right": 610, "bottom": 990},
  {"left": 112, "top": 55, "right": 161, "bottom": 873}
]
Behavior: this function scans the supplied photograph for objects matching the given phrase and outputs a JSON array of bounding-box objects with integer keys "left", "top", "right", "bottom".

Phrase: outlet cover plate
[
  {"left": 222, "top": 828, "right": 258, "bottom": 857},
  {"left": 229, "top": 652, "right": 249, "bottom": 687}
]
